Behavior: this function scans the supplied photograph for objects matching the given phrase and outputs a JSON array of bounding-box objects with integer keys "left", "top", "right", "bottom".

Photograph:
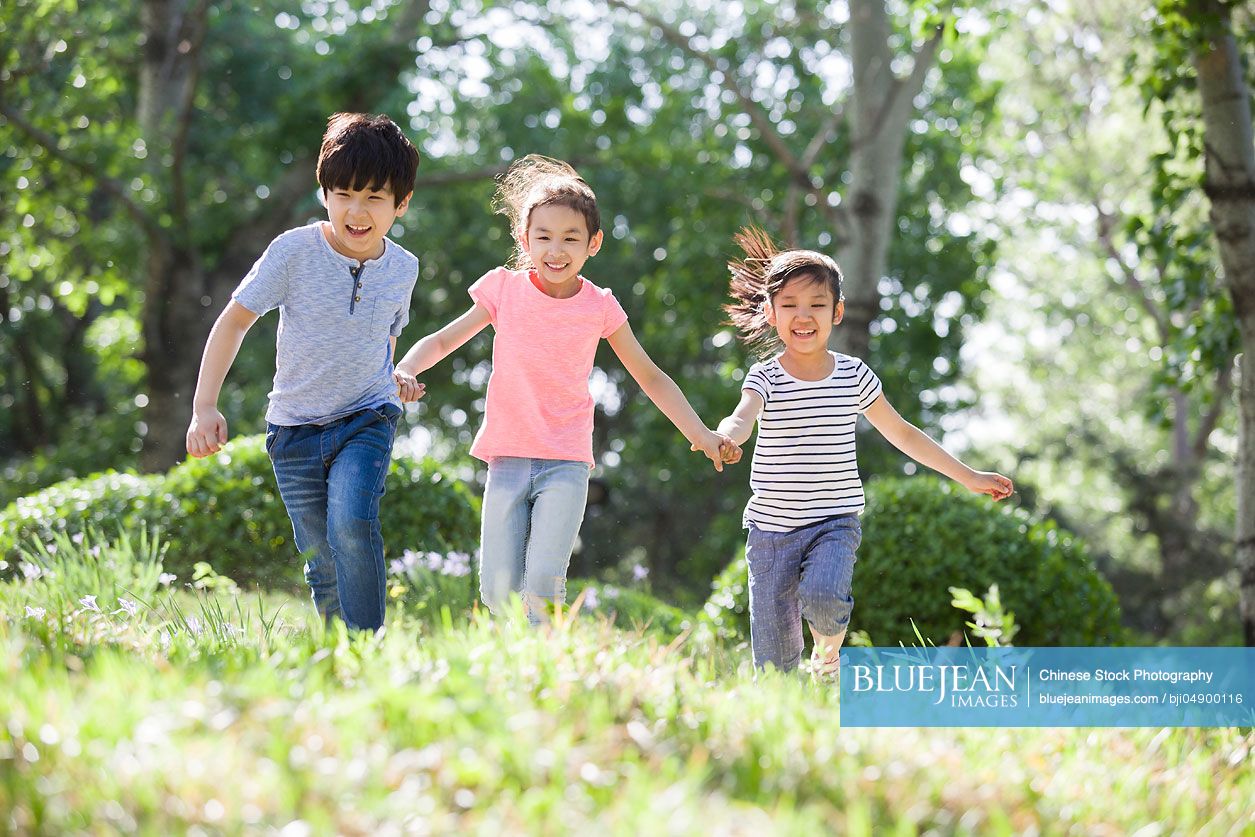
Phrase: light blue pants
[{"left": 479, "top": 456, "right": 590, "bottom": 624}]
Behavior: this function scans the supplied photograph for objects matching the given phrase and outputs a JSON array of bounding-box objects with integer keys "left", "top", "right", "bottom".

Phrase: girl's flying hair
[
  {"left": 724, "top": 226, "right": 844, "bottom": 356},
  {"left": 493, "top": 155, "right": 601, "bottom": 269}
]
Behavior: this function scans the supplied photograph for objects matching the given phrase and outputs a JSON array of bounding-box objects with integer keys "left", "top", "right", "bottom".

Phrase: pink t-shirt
[{"left": 468, "top": 266, "right": 629, "bottom": 465}]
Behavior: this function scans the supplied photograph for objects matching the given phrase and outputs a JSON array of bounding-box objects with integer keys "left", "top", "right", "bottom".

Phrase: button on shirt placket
[{"left": 350, "top": 264, "right": 365, "bottom": 312}]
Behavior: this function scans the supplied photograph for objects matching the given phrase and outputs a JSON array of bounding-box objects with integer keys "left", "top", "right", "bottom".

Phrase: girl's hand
[
  {"left": 966, "top": 471, "right": 1014, "bottom": 501},
  {"left": 690, "top": 429, "right": 727, "bottom": 472},
  {"left": 393, "top": 370, "right": 426, "bottom": 403},
  {"left": 717, "top": 433, "right": 742, "bottom": 465}
]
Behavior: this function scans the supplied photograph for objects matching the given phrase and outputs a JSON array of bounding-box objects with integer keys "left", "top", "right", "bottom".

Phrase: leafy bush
[
  {"left": 1, "top": 436, "right": 480, "bottom": 590},
  {"left": 569, "top": 580, "right": 691, "bottom": 636},
  {"left": 0, "top": 471, "right": 177, "bottom": 570},
  {"left": 701, "top": 476, "right": 1124, "bottom": 647}
]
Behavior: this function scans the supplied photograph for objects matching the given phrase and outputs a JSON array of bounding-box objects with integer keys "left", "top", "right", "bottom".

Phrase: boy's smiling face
[
  {"left": 766, "top": 274, "right": 844, "bottom": 354},
  {"left": 323, "top": 185, "right": 411, "bottom": 262}
]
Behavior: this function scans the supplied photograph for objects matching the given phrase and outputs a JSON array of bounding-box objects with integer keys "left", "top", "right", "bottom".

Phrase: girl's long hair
[
  {"left": 493, "top": 155, "right": 601, "bottom": 269},
  {"left": 723, "top": 226, "right": 844, "bottom": 356}
]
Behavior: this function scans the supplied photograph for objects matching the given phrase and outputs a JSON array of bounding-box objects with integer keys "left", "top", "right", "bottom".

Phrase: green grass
[{"left": 1, "top": 534, "right": 1252, "bottom": 834}]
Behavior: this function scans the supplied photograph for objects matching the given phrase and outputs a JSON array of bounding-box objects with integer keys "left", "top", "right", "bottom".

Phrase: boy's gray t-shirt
[{"left": 232, "top": 221, "right": 420, "bottom": 426}]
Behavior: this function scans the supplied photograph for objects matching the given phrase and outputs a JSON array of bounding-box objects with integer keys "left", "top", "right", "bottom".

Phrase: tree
[
  {"left": 959, "top": 0, "right": 1240, "bottom": 640},
  {"left": 1177, "top": 0, "right": 1255, "bottom": 644},
  {"left": 2, "top": 0, "right": 460, "bottom": 471}
]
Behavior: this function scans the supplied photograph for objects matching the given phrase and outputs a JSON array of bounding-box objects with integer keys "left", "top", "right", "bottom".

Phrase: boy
[{"left": 185, "top": 112, "right": 422, "bottom": 631}]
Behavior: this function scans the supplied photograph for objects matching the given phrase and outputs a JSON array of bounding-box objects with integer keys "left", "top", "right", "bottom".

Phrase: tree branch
[
  {"left": 1193, "top": 356, "right": 1235, "bottom": 461},
  {"left": 170, "top": 0, "right": 212, "bottom": 229},
  {"left": 604, "top": 0, "right": 845, "bottom": 232},
  {"left": 851, "top": 22, "right": 944, "bottom": 153},
  {"left": 0, "top": 103, "right": 167, "bottom": 245},
  {"left": 1095, "top": 205, "right": 1170, "bottom": 341}
]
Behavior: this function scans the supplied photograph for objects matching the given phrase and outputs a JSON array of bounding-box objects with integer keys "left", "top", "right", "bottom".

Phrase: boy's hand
[
  {"left": 717, "top": 433, "right": 742, "bottom": 465},
  {"left": 186, "top": 409, "right": 228, "bottom": 459},
  {"left": 689, "top": 429, "right": 727, "bottom": 472},
  {"left": 393, "top": 369, "right": 426, "bottom": 403},
  {"left": 966, "top": 471, "right": 1014, "bottom": 501}
]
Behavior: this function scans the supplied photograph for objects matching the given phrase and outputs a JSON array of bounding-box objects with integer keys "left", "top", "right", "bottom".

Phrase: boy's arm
[
  {"left": 393, "top": 303, "right": 492, "bottom": 402},
  {"left": 187, "top": 301, "right": 260, "bottom": 458},
  {"left": 863, "top": 394, "right": 1013, "bottom": 500},
  {"left": 605, "top": 322, "right": 732, "bottom": 472}
]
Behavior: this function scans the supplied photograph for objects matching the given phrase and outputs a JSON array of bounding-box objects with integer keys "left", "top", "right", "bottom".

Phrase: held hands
[
  {"left": 393, "top": 368, "right": 427, "bottom": 403},
  {"left": 690, "top": 430, "right": 741, "bottom": 472},
  {"left": 186, "top": 408, "right": 228, "bottom": 459},
  {"left": 965, "top": 470, "right": 1014, "bottom": 501}
]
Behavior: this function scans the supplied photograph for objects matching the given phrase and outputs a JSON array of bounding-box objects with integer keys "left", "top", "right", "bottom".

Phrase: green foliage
[
  {"left": 0, "top": 435, "right": 480, "bottom": 590},
  {"left": 701, "top": 476, "right": 1125, "bottom": 648},
  {"left": 569, "top": 580, "right": 692, "bottom": 637},
  {"left": 949, "top": 584, "right": 1019, "bottom": 647}
]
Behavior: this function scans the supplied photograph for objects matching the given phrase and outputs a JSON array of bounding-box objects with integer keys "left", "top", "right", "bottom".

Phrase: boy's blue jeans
[
  {"left": 745, "top": 514, "right": 861, "bottom": 671},
  {"left": 266, "top": 403, "right": 401, "bottom": 632},
  {"left": 479, "top": 456, "right": 590, "bottom": 625}
]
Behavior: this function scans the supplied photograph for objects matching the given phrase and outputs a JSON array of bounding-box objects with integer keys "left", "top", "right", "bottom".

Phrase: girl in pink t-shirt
[{"left": 394, "top": 155, "right": 735, "bottom": 624}]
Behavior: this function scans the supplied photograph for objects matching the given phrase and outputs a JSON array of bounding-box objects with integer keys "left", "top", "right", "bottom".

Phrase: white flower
[
  {"left": 0, "top": 560, "right": 8, "bottom": 571},
  {"left": 79, "top": 595, "right": 100, "bottom": 612},
  {"left": 603, "top": 585, "right": 620, "bottom": 600},
  {"left": 46, "top": 544, "right": 57, "bottom": 555},
  {"left": 25, "top": 606, "right": 46, "bottom": 619},
  {"left": 424, "top": 551, "right": 443, "bottom": 571},
  {"left": 20, "top": 562, "right": 42, "bottom": 581},
  {"left": 71, "top": 532, "right": 84, "bottom": 545},
  {"left": 158, "top": 573, "right": 177, "bottom": 586},
  {"left": 582, "top": 587, "right": 599, "bottom": 609},
  {"left": 88, "top": 545, "right": 101, "bottom": 559},
  {"left": 632, "top": 564, "right": 649, "bottom": 581},
  {"left": 160, "top": 631, "right": 172, "bottom": 649},
  {"left": 441, "top": 552, "right": 471, "bottom": 577},
  {"left": 117, "top": 598, "right": 139, "bottom": 617},
  {"left": 185, "top": 616, "right": 204, "bottom": 637}
]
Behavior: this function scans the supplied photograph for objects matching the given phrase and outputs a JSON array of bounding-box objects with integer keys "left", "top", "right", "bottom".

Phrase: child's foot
[{"left": 808, "top": 647, "right": 841, "bottom": 685}]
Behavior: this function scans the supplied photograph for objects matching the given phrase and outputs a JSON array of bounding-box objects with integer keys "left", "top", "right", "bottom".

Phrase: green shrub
[
  {"left": 700, "top": 476, "right": 1124, "bottom": 648},
  {"left": 568, "top": 580, "right": 691, "bottom": 636},
  {"left": 0, "top": 471, "right": 177, "bottom": 571},
  {"left": 1, "top": 436, "right": 480, "bottom": 590}
]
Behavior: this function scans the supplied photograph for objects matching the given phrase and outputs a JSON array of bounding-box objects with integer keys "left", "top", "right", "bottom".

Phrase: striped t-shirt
[{"left": 742, "top": 352, "right": 883, "bottom": 532}]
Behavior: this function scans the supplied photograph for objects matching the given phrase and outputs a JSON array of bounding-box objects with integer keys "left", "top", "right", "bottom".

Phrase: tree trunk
[
  {"left": 1190, "top": 0, "right": 1255, "bottom": 645},
  {"left": 839, "top": 0, "right": 907, "bottom": 360},
  {"left": 140, "top": 239, "right": 213, "bottom": 470}
]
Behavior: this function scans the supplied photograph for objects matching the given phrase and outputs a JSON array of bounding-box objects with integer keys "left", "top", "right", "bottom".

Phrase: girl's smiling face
[
  {"left": 520, "top": 204, "right": 604, "bottom": 289},
  {"left": 766, "top": 274, "right": 844, "bottom": 353}
]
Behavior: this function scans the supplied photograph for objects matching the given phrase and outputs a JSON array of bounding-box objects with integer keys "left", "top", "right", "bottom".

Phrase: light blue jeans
[{"left": 479, "top": 456, "right": 590, "bottom": 624}]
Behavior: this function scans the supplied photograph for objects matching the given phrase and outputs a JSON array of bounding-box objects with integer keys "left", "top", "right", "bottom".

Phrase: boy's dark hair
[
  {"left": 317, "top": 113, "right": 420, "bottom": 206},
  {"left": 724, "top": 226, "right": 844, "bottom": 356},
  {"left": 493, "top": 155, "right": 601, "bottom": 269}
]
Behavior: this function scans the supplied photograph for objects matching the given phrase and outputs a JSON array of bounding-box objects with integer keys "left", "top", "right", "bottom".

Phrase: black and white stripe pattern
[{"left": 743, "top": 352, "right": 882, "bottom": 532}]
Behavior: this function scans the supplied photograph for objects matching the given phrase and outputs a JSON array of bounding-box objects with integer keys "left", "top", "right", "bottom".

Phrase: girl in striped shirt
[{"left": 716, "top": 227, "right": 1013, "bottom": 676}]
